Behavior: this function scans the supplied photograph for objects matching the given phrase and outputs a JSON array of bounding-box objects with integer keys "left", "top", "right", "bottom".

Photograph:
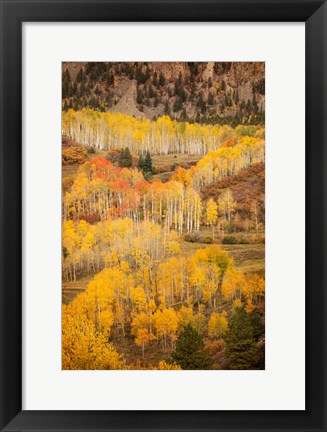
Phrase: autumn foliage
[
  {"left": 62, "top": 109, "right": 265, "bottom": 370},
  {"left": 62, "top": 109, "right": 264, "bottom": 156},
  {"left": 62, "top": 146, "right": 88, "bottom": 165},
  {"left": 62, "top": 220, "right": 265, "bottom": 369}
]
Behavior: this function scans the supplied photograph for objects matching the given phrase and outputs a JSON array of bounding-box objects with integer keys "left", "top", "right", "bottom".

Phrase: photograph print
[{"left": 62, "top": 62, "right": 265, "bottom": 370}]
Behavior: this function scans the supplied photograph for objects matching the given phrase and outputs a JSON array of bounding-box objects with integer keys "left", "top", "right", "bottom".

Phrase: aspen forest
[{"left": 62, "top": 62, "right": 265, "bottom": 370}]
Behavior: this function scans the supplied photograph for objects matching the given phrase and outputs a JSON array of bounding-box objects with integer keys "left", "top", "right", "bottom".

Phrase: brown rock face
[
  {"left": 150, "top": 62, "right": 190, "bottom": 81},
  {"left": 62, "top": 62, "right": 265, "bottom": 125},
  {"left": 62, "top": 62, "right": 87, "bottom": 81},
  {"left": 110, "top": 79, "right": 146, "bottom": 119},
  {"left": 225, "top": 62, "right": 265, "bottom": 88}
]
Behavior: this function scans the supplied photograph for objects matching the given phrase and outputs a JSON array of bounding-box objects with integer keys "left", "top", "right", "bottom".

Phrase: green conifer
[
  {"left": 144, "top": 150, "right": 153, "bottom": 173},
  {"left": 119, "top": 147, "right": 133, "bottom": 168},
  {"left": 225, "top": 307, "right": 260, "bottom": 370},
  {"left": 137, "top": 154, "right": 145, "bottom": 172},
  {"left": 171, "top": 324, "right": 211, "bottom": 370}
]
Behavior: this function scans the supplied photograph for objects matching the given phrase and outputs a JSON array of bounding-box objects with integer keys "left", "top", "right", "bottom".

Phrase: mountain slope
[{"left": 62, "top": 62, "right": 265, "bottom": 126}]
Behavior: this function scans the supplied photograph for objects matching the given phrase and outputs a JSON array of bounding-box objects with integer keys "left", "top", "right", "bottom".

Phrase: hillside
[
  {"left": 62, "top": 62, "right": 265, "bottom": 126},
  {"left": 62, "top": 61, "right": 265, "bottom": 371},
  {"left": 201, "top": 162, "right": 265, "bottom": 223}
]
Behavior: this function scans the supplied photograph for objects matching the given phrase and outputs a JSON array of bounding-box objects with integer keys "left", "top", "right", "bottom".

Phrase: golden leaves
[
  {"left": 62, "top": 305, "right": 125, "bottom": 370},
  {"left": 208, "top": 312, "right": 228, "bottom": 338}
]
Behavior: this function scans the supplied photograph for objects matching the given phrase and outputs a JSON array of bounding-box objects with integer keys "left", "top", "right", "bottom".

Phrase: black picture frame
[{"left": 0, "top": 0, "right": 326, "bottom": 431}]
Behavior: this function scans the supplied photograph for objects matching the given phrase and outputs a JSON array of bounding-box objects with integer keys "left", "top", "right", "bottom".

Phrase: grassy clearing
[
  {"left": 178, "top": 225, "right": 265, "bottom": 276},
  {"left": 221, "top": 244, "right": 265, "bottom": 276},
  {"left": 179, "top": 241, "right": 264, "bottom": 276},
  {"left": 152, "top": 153, "right": 201, "bottom": 167},
  {"left": 62, "top": 277, "right": 91, "bottom": 304}
]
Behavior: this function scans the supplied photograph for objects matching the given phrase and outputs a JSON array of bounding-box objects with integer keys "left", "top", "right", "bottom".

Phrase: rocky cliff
[{"left": 62, "top": 61, "right": 265, "bottom": 125}]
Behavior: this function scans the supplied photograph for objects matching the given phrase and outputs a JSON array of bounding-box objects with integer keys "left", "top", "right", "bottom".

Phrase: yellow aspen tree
[
  {"left": 245, "top": 299, "right": 256, "bottom": 314},
  {"left": 208, "top": 311, "right": 228, "bottom": 338},
  {"left": 218, "top": 189, "right": 236, "bottom": 224},
  {"left": 243, "top": 273, "right": 265, "bottom": 303},
  {"left": 154, "top": 360, "right": 181, "bottom": 370},
  {"left": 250, "top": 199, "right": 260, "bottom": 234},
  {"left": 222, "top": 268, "right": 246, "bottom": 303},
  {"left": 178, "top": 306, "right": 194, "bottom": 328},
  {"left": 206, "top": 198, "right": 218, "bottom": 238},
  {"left": 153, "top": 308, "right": 179, "bottom": 350},
  {"left": 135, "top": 328, "right": 154, "bottom": 358},
  {"left": 62, "top": 305, "right": 126, "bottom": 370}
]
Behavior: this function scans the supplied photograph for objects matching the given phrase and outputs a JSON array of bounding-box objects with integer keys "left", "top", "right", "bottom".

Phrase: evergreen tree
[
  {"left": 190, "top": 83, "right": 196, "bottom": 101},
  {"left": 76, "top": 67, "right": 85, "bottom": 83},
  {"left": 144, "top": 66, "right": 151, "bottom": 82},
  {"left": 123, "top": 62, "right": 132, "bottom": 77},
  {"left": 159, "top": 72, "right": 165, "bottom": 86},
  {"left": 188, "top": 62, "right": 199, "bottom": 77},
  {"left": 135, "top": 64, "right": 148, "bottom": 84},
  {"left": 136, "top": 88, "right": 144, "bottom": 104},
  {"left": 197, "top": 91, "right": 206, "bottom": 114},
  {"left": 143, "top": 150, "right": 153, "bottom": 173},
  {"left": 153, "top": 72, "right": 158, "bottom": 88},
  {"left": 154, "top": 94, "right": 160, "bottom": 107},
  {"left": 173, "top": 96, "right": 183, "bottom": 112},
  {"left": 119, "top": 147, "right": 133, "bottom": 168},
  {"left": 89, "top": 96, "right": 99, "bottom": 109},
  {"left": 148, "top": 85, "right": 155, "bottom": 98},
  {"left": 252, "top": 94, "right": 259, "bottom": 114},
  {"left": 72, "top": 82, "right": 78, "bottom": 97},
  {"left": 94, "top": 85, "right": 102, "bottom": 96},
  {"left": 171, "top": 324, "right": 211, "bottom": 370},
  {"left": 106, "top": 72, "right": 114, "bottom": 86},
  {"left": 62, "top": 69, "right": 72, "bottom": 99},
  {"left": 208, "top": 92, "right": 215, "bottom": 106},
  {"left": 174, "top": 72, "right": 183, "bottom": 96},
  {"left": 248, "top": 309, "right": 264, "bottom": 341},
  {"left": 164, "top": 100, "right": 171, "bottom": 116},
  {"left": 225, "top": 307, "right": 260, "bottom": 370},
  {"left": 180, "top": 108, "right": 187, "bottom": 121},
  {"left": 137, "top": 154, "right": 145, "bottom": 172}
]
